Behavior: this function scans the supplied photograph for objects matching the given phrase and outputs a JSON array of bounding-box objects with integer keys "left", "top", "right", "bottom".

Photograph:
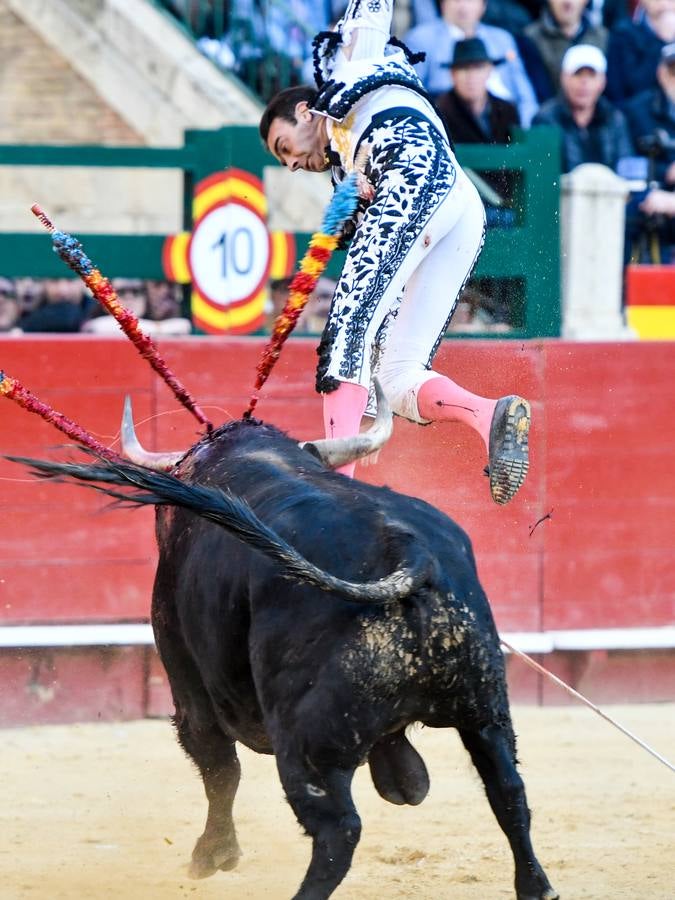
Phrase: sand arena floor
[{"left": 1, "top": 704, "right": 674, "bottom": 899}]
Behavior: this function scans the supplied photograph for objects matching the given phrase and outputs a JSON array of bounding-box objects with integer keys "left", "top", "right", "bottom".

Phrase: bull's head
[{"left": 120, "top": 380, "right": 393, "bottom": 472}]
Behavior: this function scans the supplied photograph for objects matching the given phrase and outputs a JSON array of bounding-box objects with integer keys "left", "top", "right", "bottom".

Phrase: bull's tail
[{"left": 8, "top": 455, "right": 432, "bottom": 604}]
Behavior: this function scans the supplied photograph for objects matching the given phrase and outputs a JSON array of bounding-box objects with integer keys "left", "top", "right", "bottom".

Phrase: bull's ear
[
  {"left": 120, "top": 396, "right": 186, "bottom": 471},
  {"left": 299, "top": 379, "right": 393, "bottom": 468}
]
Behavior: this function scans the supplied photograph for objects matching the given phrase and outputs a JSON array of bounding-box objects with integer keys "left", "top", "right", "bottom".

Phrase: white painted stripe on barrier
[
  {"left": 0, "top": 624, "right": 155, "bottom": 648},
  {"left": 549, "top": 627, "right": 675, "bottom": 651},
  {"left": 499, "top": 632, "right": 554, "bottom": 654},
  {"left": 0, "top": 624, "right": 673, "bottom": 651}
]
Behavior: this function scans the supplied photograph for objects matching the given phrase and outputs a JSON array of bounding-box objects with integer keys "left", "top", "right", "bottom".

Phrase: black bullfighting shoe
[{"left": 487, "top": 395, "right": 530, "bottom": 505}]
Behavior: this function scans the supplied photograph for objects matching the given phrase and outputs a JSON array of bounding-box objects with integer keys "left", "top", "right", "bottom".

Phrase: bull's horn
[
  {"left": 300, "top": 379, "right": 393, "bottom": 468},
  {"left": 120, "top": 396, "right": 186, "bottom": 471}
]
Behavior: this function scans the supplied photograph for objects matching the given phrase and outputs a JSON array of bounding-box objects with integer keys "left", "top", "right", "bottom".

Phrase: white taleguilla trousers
[{"left": 315, "top": 113, "right": 486, "bottom": 423}]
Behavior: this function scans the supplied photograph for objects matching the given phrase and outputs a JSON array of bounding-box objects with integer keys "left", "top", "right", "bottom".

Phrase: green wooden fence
[{"left": 0, "top": 125, "right": 560, "bottom": 337}]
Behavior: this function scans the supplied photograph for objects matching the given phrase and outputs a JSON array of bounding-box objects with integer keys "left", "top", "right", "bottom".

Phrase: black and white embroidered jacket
[{"left": 310, "top": 0, "right": 452, "bottom": 179}]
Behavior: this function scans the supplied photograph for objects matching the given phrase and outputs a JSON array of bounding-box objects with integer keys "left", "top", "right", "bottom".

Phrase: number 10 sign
[{"left": 163, "top": 169, "right": 295, "bottom": 334}]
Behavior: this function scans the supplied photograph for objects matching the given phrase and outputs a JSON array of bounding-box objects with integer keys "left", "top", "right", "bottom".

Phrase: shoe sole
[{"left": 489, "top": 396, "right": 530, "bottom": 505}]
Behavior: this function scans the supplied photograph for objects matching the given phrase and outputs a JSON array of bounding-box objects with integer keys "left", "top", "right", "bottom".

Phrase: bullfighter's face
[{"left": 266, "top": 102, "right": 331, "bottom": 173}]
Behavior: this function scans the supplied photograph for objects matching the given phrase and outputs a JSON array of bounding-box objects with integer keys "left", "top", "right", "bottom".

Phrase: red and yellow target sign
[{"left": 163, "top": 168, "right": 296, "bottom": 334}]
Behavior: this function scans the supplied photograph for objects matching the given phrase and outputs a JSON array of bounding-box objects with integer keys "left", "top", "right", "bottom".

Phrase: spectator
[
  {"left": 435, "top": 38, "right": 520, "bottom": 145},
  {"left": 446, "top": 283, "right": 513, "bottom": 331},
  {"left": 203, "top": 0, "right": 338, "bottom": 100},
  {"left": 532, "top": 44, "right": 634, "bottom": 173},
  {"left": 623, "top": 44, "right": 675, "bottom": 260},
  {"left": 260, "top": 274, "right": 333, "bottom": 337},
  {"left": 606, "top": 0, "right": 675, "bottom": 106},
  {"left": 483, "top": 0, "right": 538, "bottom": 32},
  {"left": 20, "top": 278, "right": 90, "bottom": 333},
  {"left": 434, "top": 39, "right": 521, "bottom": 326},
  {"left": 524, "top": 0, "right": 608, "bottom": 102},
  {"left": 263, "top": 277, "right": 293, "bottom": 333},
  {"left": 410, "top": 0, "right": 444, "bottom": 26},
  {"left": 82, "top": 279, "right": 191, "bottom": 336},
  {"left": 146, "top": 280, "right": 184, "bottom": 321},
  {"left": 624, "top": 42, "right": 675, "bottom": 185},
  {"left": 514, "top": 31, "right": 558, "bottom": 103},
  {"left": 585, "top": 0, "right": 630, "bottom": 29},
  {"left": 405, "top": 0, "right": 539, "bottom": 124},
  {"left": 627, "top": 186, "right": 675, "bottom": 260},
  {"left": 435, "top": 37, "right": 520, "bottom": 222},
  {"left": 114, "top": 279, "right": 147, "bottom": 319},
  {"left": 14, "top": 277, "right": 44, "bottom": 321},
  {"left": 0, "top": 278, "right": 21, "bottom": 334},
  {"left": 638, "top": 187, "right": 675, "bottom": 214}
]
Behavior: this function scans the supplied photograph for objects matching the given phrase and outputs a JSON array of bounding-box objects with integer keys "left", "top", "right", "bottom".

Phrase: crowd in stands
[
  {"left": 7, "top": 1, "right": 675, "bottom": 336},
  {"left": 0, "top": 278, "right": 191, "bottom": 336},
  {"left": 407, "top": 0, "right": 675, "bottom": 230},
  {"left": 180, "top": 0, "right": 675, "bottom": 272},
  {"left": 0, "top": 274, "right": 336, "bottom": 338}
]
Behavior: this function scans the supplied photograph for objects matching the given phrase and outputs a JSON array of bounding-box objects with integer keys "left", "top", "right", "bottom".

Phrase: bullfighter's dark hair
[{"left": 259, "top": 85, "right": 319, "bottom": 144}]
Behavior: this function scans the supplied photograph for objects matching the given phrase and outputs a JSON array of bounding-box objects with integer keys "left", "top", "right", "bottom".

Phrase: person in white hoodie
[{"left": 259, "top": 0, "right": 530, "bottom": 505}]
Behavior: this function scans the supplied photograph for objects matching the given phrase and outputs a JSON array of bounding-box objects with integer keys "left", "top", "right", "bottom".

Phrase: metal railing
[{"left": 154, "top": 1, "right": 310, "bottom": 102}]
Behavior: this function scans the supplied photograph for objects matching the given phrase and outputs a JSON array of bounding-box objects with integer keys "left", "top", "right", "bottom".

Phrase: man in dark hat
[
  {"left": 404, "top": 0, "right": 538, "bottom": 124},
  {"left": 435, "top": 37, "right": 520, "bottom": 146}
]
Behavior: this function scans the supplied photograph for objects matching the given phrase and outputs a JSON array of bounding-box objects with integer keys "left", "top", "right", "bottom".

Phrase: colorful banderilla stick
[
  {"left": 244, "top": 156, "right": 368, "bottom": 419},
  {"left": 31, "top": 204, "right": 213, "bottom": 433},
  {"left": 0, "top": 370, "right": 122, "bottom": 462}
]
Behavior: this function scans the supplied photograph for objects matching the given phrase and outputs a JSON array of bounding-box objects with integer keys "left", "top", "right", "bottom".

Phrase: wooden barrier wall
[{"left": 1, "top": 336, "right": 674, "bottom": 723}]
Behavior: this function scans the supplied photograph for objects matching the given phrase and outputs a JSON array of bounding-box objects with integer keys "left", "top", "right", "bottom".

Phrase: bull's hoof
[
  {"left": 517, "top": 891, "right": 559, "bottom": 900},
  {"left": 516, "top": 879, "right": 559, "bottom": 899},
  {"left": 188, "top": 837, "right": 241, "bottom": 879}
]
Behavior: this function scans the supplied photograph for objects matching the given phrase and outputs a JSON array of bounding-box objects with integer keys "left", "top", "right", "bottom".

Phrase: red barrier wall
[{"left": 1, "top": 336, "right": 674, "bottom": 720}]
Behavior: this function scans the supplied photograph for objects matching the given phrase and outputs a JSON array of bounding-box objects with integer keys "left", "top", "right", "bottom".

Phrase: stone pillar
[{"left": 561, "top": 163, "right": 635, "bottom": 339}]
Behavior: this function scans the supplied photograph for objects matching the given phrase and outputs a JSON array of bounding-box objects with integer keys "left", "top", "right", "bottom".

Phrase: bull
[{"left": 13, "top": 386, "right": 558, "bottom": 900}]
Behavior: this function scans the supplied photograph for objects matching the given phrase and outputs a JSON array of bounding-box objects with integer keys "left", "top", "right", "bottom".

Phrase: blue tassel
[
  {"left": 320, "top": 172, "right": 360, "bottom": 236},
  {"left": 51, "top": 231, "right": 94, "bottom": 276}
]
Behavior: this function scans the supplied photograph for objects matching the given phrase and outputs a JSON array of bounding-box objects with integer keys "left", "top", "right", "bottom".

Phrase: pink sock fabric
[
  {"left": 417, "top": 376, "right": 497, "bottom": 451},
  {"left": 322, "top": 382, "right": 369, "bottom": 477}
]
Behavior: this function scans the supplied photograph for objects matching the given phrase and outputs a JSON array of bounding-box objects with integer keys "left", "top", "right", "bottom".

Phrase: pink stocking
[
  {"left": 417, "top": 376, "right": 496, "bottom": 452},
  {"left": 322, "top": 382, "right": 369, "bottom": 477}
]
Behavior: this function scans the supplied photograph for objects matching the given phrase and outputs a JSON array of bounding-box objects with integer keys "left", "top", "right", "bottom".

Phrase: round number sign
[
  {"left": 189, "top": 202, "right": 270, "bottom": 308},
  {"left": 162, "top": 168, "right": 296, "bottom": 334}
]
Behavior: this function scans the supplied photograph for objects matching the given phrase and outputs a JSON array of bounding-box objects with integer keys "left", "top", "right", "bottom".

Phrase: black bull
[{"left": 14, "top": 417, "right": 558, "bottom": 900}]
